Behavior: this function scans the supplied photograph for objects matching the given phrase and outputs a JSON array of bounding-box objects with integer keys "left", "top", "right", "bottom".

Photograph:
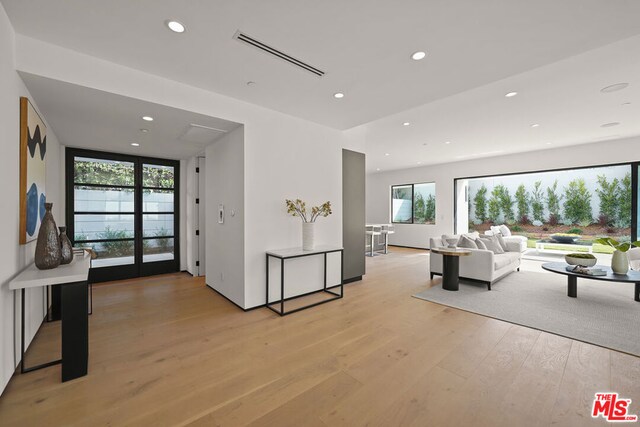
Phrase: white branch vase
[
  {"left": 302, "top": 222, "right": 315, "bottom": 251},
  {"left": 611, "top": 250, "right": 629, "bottom": 275}
]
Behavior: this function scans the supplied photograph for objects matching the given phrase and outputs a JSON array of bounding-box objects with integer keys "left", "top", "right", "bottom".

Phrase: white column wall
[{"left": 206, "top": 127, "right": 245, "bottom": 306}]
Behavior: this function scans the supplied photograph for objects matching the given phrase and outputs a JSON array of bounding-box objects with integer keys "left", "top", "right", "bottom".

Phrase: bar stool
[
  {"left": 365, "top": 225, "right": 382, "bottom": 257},
  {"left": 380, "top": 224, "right": 395, "bottom": 254}
]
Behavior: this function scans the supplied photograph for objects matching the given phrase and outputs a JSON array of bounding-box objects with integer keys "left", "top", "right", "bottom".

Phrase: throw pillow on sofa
[
  {"left": 499, "top": 224, "right": 512, "bottom": 237},
  {"left": 479, "top": 236, "right": 505, "bottom": 254},
  {"left": 495, "top": 233, "right": 508, "bottom": 251},
  {"left": 457, "top": 235, "right": 478, "bottom": 249},
  {"left": 489, "top": 224, "right": 512, "bottom": 237},
  {"left": 476, "top": 238, "right": 488, "bottom": 250}
]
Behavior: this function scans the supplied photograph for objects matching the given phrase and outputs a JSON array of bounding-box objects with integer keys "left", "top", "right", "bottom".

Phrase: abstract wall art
[{"left": 19, "top": 97, "right": 47, "bottom": 244}]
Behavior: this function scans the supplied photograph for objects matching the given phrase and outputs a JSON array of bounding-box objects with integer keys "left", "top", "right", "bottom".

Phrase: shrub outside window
[{"left": 391, "top": 183, "right": 436, "bottom": 224}]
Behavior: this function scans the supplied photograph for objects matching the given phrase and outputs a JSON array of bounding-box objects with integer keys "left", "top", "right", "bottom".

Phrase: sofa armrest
[{"left": 504, "top": 236, "right": 527, "bottom": 252}]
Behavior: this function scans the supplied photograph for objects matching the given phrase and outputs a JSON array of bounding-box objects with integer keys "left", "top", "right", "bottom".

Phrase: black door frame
[{"left": 65, "top": 147, "right": 180, "bottom": 282}]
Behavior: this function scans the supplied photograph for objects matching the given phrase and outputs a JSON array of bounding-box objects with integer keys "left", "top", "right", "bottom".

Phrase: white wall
[
  {"left": 367, "top": 137, "right": 640, "bottom": 249},
  {"left": 14, "top": 35, "right": 348, "bottom": 310},
  {"left": 0, "top": 3, "right": 63, "bottom": 395},
  {"left": 206, "top": 127, "right": 245, "bottom": 306}
]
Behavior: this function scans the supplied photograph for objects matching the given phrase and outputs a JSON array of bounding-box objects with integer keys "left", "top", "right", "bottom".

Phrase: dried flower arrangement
[{"left": 285, "top": 199, "right": 332, "bottom": 223}]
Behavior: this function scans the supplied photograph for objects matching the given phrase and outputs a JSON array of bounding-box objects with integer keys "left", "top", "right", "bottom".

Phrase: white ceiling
[
  {"left": 19, "top": 73, "right": 241, "bottom": 160},
  {"left": 362, "top": 34, "right": 640, "bottom": 172},
  {"left": 4, "top": 1, "right": 640, "bottom": 170},
  {"left": 4, "top": 0, "right": 640, "bottom": 131}
]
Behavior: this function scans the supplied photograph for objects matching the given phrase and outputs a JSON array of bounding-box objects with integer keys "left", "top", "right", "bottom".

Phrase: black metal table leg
[
  {"left": 61, "top": 281, "right": 89, "bottom": 382},
  {"left": 280, "top": 258, "right": 285, "bottom": 315},
  {"left": 21, "top": 288, "right": 62, "bottom": 374},
  {"left": 568, "top": 276, "right": 577, "bottom": 298},
  {"left": 442, "top": 255, "right": 460, "bottom": 291},
  {"left": 323, "top": 252, "right": 327, "bottom": 290},
  {"left": 340, "top": 250, "right": 344, "bottom": 297},
  {"left": 265, "top": 253, "right": 269, "bottom": 307},
  {"left": 635, "top": 282, "right": 639, "bottom": 302}
]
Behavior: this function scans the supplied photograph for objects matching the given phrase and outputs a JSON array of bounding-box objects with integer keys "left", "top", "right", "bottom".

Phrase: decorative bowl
[
  {"left": 550, "top": 233, "right": 580, "bottom": 243},
  {"left": 565, "top": 253, "right": 597, "bottom": 267}
]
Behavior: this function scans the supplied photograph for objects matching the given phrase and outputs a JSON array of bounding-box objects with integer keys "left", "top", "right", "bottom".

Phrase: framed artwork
[{"left": 19, "top": 97, "right": 47, "bottom": 244}]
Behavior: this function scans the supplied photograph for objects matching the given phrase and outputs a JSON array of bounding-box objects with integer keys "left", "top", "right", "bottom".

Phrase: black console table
[
  {"left": 266, "top": 246, "right": 343, "bottom": 316},
  {"left": 9, "top": 255, "right": 91, "bottom": 382}
]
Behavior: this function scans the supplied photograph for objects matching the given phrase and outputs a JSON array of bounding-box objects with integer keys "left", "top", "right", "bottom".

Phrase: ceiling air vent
[
  {"left": 179, "top": 123, "right": 228, "bottom": 144},
  {"left": 233, "top": 31, "right": 325, "bottom": 77}
]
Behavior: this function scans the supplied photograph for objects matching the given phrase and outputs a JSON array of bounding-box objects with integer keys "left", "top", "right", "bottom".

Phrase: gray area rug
[{"left": 413, "top": 270, "right": 640, "bottom": 356}]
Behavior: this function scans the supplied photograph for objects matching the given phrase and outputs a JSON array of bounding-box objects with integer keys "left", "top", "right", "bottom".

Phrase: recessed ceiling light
[
  {"left": 384, "top": 153, "right": 390, "bottom": 156},
  {"left": 444, "top": 141, "right": 451, "bottom": 145},
  {"left": 546, "top": 142, "right": 552, "bottom": 145},
  {"left": 531, "top": 123, "right": 540, "bottom": 128},
  {"left": 411, "top": 51, "right": 427, "bottom": 61},
  {"left": 417, "top": 161, "right": 422, "bottom": 165},
  {"left": 131, "top": 143, "right": 140, "bottom": 147},
  {"left": 246, "top": 81, "right": 256, "bottom": 86},
  {"left": 403, "top": 122, "right": 410, "bottom": 126},
  {"left": 622, "top": 102, "right": 631, "bottom": 106},
  {"left": 505, "top": 92, "right": 518, "bottom": 98},
  {"left": 601, "top": 83, "right": 629, "bottom": 93},
  {"left": 142, "top": 116, "right": 154, "bottom": 121},
  {"left": 601, "top": 122, "right": 620, "bottom": 128},
  {"left": 376, "top": 168, "right": 381, "bottom": 171},
  {"left": 166, "top": 20, "right": 186, "bottom": 33},
  {"left": 140, "top": 128, "right": 149, "bottom": 133},
  {"left": 333, "top": 92, "right": 344, "bottom": 99}
]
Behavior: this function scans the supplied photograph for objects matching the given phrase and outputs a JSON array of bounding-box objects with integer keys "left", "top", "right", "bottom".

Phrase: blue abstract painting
[{"left": 20, "top": 97, "right": 47, "bottom": 244}]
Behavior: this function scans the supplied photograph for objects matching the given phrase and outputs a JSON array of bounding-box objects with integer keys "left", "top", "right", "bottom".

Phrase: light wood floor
[{"left": 1, "top": 247, "right": 638, "bottom": 426}]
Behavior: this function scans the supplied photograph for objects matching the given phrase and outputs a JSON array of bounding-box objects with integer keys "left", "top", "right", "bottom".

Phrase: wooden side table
[{"left": 430, "top": 247, "right": 472, "bottom": 291}]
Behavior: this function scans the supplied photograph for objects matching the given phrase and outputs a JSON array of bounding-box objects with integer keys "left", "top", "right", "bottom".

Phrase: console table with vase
[{"left": 9, "top": 254, "right": 91, "bottom": 382}]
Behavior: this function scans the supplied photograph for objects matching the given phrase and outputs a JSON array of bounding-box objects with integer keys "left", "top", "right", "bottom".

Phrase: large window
[
  {"left": 67, "top": 149, "right": 179, "bottom": 282},
  {"left": 455, "top": 163, "right": 638, "bottom": 254},
  {"left": 391, "top": 182, "right": 436, "bottom": 224}
]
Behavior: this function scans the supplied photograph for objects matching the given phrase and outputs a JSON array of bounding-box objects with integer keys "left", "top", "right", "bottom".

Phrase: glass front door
[{"left": 67, "top": 149, "right": 180, "bottom": 282}]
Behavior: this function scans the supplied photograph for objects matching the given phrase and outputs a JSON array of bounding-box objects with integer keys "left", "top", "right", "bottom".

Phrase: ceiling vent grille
[{"left": 233, "top": 31, "right": 325, "bottom": 77}]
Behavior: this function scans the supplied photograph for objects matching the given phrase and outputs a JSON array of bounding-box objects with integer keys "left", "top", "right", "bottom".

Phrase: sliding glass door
[{"left": 66, "top": 149, "right": 179, "bottom": 282}]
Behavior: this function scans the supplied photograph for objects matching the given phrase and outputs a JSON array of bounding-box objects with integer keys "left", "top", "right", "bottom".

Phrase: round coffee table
[
  {"left": 431, "top": 247, "right": 472, "bottom": 291},
  {"left": 542, "top": 262, "right": 640, "bottom": 302}
]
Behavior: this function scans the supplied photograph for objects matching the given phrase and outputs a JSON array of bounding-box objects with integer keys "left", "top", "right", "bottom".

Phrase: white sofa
[
  {"left": 484, "top": 230, "right": 528, "bottom": 253},
  {"left": 429, "top": 234, "right": 522, "bottom": 290}
]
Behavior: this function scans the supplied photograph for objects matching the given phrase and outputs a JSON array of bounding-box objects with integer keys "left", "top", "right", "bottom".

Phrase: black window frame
[
  {"left": 390, "top": 182, "right": 437, "bottom": 225},
  {"left": 66, "top": 148, "right": 180, "bottom": 283},
  {"left": 453, "top": 160, "right": 639, "bottom": 241}
]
